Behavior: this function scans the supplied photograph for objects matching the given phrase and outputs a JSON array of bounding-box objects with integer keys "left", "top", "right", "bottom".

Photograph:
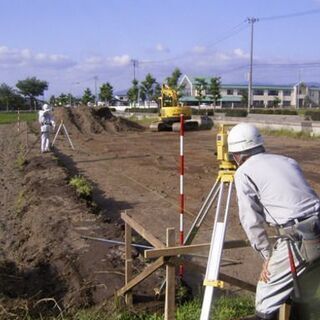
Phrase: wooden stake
[
  {"left": 121, "top": 212, "right": 165, "bottom": 249},
  {"left": 165, "top": 228, "right": 176, "bottom": 320}
]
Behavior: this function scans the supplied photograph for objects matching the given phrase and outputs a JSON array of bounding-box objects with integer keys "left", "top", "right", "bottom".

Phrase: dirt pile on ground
[
  {"left": 54, "top": 106, "right": 144, "bottom": 136},
  {"left": 0, "top": 124, "right": 164, "bottom": 319},
  {"left": 0, "top": 126, "right": 122, "bottom": 318}
]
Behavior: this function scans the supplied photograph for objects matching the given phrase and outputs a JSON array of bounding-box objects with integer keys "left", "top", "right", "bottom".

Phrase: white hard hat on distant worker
[
  {"left": 227, "top": 123, "right": 264, "bottom": 153},
  {"left": 42, "top": 103, "right": 51, "bottom": 112}
]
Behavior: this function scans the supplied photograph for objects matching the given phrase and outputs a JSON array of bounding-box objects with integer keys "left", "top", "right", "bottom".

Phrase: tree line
[{"left": 0, "top": 69, "right": 222, "bottom": 110}]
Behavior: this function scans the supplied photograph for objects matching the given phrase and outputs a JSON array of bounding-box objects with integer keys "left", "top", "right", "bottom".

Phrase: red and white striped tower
[{"left": 179, "top": 114, "right": 185, "bottom": 278}]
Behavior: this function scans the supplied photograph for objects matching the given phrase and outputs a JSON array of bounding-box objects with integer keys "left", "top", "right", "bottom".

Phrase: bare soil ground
[{"left": 1, "top": 107, "right": 320, "bottom": 318}]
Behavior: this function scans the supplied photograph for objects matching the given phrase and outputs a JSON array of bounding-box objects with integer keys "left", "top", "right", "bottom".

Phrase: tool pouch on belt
[{"left": 295, "top": 215, "right": 320, "bottom": 264}]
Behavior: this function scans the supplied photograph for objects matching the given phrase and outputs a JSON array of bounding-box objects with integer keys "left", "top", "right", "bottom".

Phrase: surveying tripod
[
  {"left": 184, "top": 125, "right": 237, "bottom": 320},
  {"left": 52, "top": 120, "right": 75, "bottom": 150}
]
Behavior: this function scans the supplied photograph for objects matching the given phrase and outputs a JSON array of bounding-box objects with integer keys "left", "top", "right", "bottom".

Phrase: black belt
[{"left": 279, "top": 214, "right": 319, "bottom": 229}]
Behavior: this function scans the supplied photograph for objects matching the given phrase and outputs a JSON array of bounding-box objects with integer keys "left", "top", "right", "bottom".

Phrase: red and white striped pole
[{"left": 179, "top": 114, "right": 185, "bottom": 278}]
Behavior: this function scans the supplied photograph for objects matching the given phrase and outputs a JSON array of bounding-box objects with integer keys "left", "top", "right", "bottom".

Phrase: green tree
[
  {"left": 16, "top": 77, "right": 48, "bottom": 110},
  {"left": 127, "top": 79, "right": 139, "bottom": 106},
  {"left": 194, "top": 78, "right": 208, "bottom": 107},
  {"left": 49, "top": 95, "right": 56, "bottom": 106},
  {"left": 166, "top": 68, "right": 182, "bottom": 89},
  {"left": 166, "top": 68, "right": 185, "bottom": 97},
  {"left": 273, "top": 97, "right": 281, "bottom": 108},
  {"left": 55, "top": 93, "right": 69, "bottom": 106},
  {"left": 0, "top": 83, "right": 22, "bottom": 111},
  {"left": 140, "top": 73, "right": 158, "bottom": 107},
  {"left": 240, "top": 90, "right": 248, "bottom": 108},
  {"left": 208, "top": 77, "right": 221, "bottom": 107},
  {"left": 82, "top": 88, "right": 95, "bottom": 105},
  {"left": 99, "top": 82, "right": 113, "bottom": 106}
]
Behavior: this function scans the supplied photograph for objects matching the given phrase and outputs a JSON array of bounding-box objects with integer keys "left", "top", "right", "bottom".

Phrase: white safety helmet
[
  {"left": 227, "top": 123, "right": 264, "bottom": 153},
  {"left": 42, "top": 103, "right": 51, "bottom": 112}
]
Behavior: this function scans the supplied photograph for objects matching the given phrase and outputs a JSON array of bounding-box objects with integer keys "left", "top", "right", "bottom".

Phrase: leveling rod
[{"left": 81, "top": 235, "right": 153, "bottom": 249}]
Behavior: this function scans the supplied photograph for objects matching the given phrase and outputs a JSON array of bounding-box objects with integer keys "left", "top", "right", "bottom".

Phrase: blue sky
[{"left": 0, "top": 0, "right": 320, "bottom": 98}]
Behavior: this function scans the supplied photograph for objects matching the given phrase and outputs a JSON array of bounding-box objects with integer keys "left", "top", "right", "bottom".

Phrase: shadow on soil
[
  {"left": 53, "top": 148, "right": 135, "bottom": 222},
  {"left": 0, "top": 259, "right": 66, "bottom": 316}
]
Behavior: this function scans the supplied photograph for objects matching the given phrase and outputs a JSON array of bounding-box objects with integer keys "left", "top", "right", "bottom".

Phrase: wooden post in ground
[
  {"left": 165, "top": 228, "right": 176, "bottom": 320},
  {"left": 125, "top": 222, "right": 133, "bottom": 305}
]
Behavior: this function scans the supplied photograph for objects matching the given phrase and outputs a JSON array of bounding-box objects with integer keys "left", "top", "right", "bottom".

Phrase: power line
[
  {"left": 139, "top": 21, "right": 248, "bottom": 66},
  {"left": 259, "top": 8, "right": 320, "bottom": 21}
]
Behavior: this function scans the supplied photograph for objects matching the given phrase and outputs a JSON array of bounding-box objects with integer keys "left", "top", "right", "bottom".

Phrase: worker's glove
[{"left": 259, "top": 258, "right": 270, "bottom": 283}]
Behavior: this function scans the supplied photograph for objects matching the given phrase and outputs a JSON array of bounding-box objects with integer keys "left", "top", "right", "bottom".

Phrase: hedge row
[
  {"left": 304, "top": 110, "right": 320, "bottom": 121},
  {"left": 249, "top": 109, "right": 298, "bottom": 115},
  {"left": 191, "top": 109, "right": 214, "bottom": 116},
  {"left": 125, "top": 108, "right": 159, "bottom": 113},
  {"left": 214, "top": 109, "right": 248, "bottom": 117}
]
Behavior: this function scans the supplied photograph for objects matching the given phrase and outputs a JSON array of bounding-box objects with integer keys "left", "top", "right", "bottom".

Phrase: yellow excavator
[{"left": 149, "top": 84, "right": 213, "bottom": 132}]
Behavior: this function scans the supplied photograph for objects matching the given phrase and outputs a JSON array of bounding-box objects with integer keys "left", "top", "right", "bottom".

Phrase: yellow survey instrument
[{"left": 216, "top": 124, "right": 237, "bottom": 173}]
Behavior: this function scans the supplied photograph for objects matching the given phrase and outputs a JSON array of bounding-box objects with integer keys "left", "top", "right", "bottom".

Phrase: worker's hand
[{"left": 259, "top": 258, "right": 270, "bottom": 283}]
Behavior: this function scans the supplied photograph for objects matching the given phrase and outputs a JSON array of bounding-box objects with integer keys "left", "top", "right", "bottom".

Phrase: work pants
[
  {"left": 41, "top": 131, "right": 50, "bottom": 152},
  {"left": 255, "top": 238, "right": 305, "bottom": 319}
]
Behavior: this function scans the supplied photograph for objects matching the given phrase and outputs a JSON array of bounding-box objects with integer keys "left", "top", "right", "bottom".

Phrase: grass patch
[
  {"left": 261, "top": 128, "right": 319, "bottom": 140},
  {"left": 5, "top": 295, "right": 254, "bottom": 319},
  {"left": 0, "top": 111, "right": 37, "bottom": 124}
]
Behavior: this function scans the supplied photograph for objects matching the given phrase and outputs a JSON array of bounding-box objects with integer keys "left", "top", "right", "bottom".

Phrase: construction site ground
[{"left": 1, "top": 106, "right": 320, "bottom": 318}]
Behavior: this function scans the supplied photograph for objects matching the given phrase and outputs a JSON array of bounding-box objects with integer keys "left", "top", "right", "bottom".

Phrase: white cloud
[
  {"left": 0, "top": 45, "right": 75, "bottom": 69},
  {"left": 111, "top": 54, "right": 131, "bottom": 66},
  {"left": 78, "top": 54, "right": 131, "bottom": 73},
  {"left": 192, "top": 46, "right": 207, "bottom": 54},
  {"left": 233, "top": 48, "right": 249, "bottom": 59},
  {"left": 155, "top": 43, "right": 170, "bottom": 53}
]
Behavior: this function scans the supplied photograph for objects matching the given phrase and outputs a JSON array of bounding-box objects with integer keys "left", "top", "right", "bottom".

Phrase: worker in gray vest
[
  {"left": 38, "top": 103, "right": 55, "bottom": 153},
  {"left": 227, "top": 123, "right": 320, "bottom": 320}
]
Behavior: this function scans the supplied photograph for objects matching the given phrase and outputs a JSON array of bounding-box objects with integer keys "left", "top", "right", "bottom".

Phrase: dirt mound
[
  {"left": 54, "top": 106, "right": 144, "bottom": 136},
  {"left": 0, "top": 127, "right": 126, "bottom": 318}
]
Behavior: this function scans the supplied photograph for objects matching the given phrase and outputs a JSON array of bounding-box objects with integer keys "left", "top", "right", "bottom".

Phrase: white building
[{"left": 179, "top": 75, "right": 320, "bottom": 108}]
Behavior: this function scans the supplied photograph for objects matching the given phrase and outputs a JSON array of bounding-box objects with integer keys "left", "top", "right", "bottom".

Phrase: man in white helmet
[
  {"left": 38, "top": 103, "right": 55, "bottom": 153},
  {"left": 227, "top": 122, "right": 320, "bottom": 319}
]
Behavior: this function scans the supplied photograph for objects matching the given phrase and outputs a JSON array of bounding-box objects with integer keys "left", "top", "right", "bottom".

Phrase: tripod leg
[
  {"left": 52, "top": 122, "right": 62, "bottom": 147},
  {"left": 200, "top": 181, "right": 234, "bottom": 320},
  {"left": 62, "top": 124, "right": 75, "bottom": 150},
  {"left": 184, "top": 178, "right": 221, "bottom": 246}
]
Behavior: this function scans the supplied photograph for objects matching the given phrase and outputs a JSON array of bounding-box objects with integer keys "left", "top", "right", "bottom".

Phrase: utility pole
[
  {"left": 94, "top": 76, "right": 98, "bottom": 106},
  {"left": 131, "top": 59, "right": 139, "bottom": 106},
  {"left": 247, "top": 17, "right": 258, "bottom": 113},
  {"left": 296, "top": 69, "right": 301, "bottom": 109},
  {"left": 131, "top": 59, "right": 138, "bottom": 81}
]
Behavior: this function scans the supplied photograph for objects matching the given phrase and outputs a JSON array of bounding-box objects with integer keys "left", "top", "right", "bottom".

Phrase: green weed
[
  {"left": 212, "top": 296, "right": 255, "bottom": 319},
  {"left": 15, "top": 189, "right": 26, "bottom": 216},
  {"left": 69, "top": 175, "right": 93, "bottom": 199},
  {"left": 15, "top": 144, "right": 27, "bottom": 170}
]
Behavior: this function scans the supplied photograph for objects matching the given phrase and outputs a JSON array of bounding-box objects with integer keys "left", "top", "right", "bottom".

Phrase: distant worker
[
  {"left": 227, "top": 123, "right": 320, "bottom": 320},
  {"left": 38, "top": 103, "right": 55, "bottom": 153}
]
